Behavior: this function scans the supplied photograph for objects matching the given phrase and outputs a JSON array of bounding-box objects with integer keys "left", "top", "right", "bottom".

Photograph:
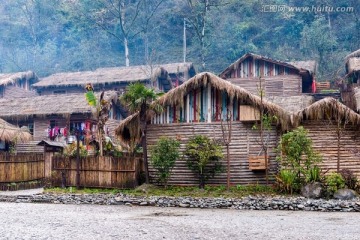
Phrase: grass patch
[
  {"left": 45, "top": 187, "right": 121, "bottom": 195},
  {"left": 46, "top": 184, "right": 276, "bottom": 198}
]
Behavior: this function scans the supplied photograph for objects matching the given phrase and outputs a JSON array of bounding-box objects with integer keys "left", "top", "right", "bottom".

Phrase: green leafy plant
[
  {"left": 304, "top": 165, "right": 322, "bottom": 183},
  {"left": 150, "top": 137, "right": 180, "bottom": 188},
  {"left": 339, "top": 169, "right": 358, "bottom": 190},
  {"left": 184, "top": 135, "right": 224, "bottom": 189},
  {"left": 276, "top": 126, "right": 322, "bottom": 192},
  {"left": 325, "top": 172, "right": 345, "bottom": 194},
  {"left": 63, "top": 142, "right": 88, "bottom": 157},
  {"left": 276, "top": 169, "right": 298, "bottom": 194}
]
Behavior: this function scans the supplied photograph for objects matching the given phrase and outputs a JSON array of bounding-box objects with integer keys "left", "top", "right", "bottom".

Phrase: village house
[
  {"left": 32, "top": 63, "right": 196, "bottom": 95},
  {"left": 291, "top": 97, "right": 360, "bottom": 178},
  {"left": 0, "top": 71, "right": 38, "bottom": 99},
  {"left": 219, "top": 53, "right": 317, "bottom": 97},
  {"left": 0, "top": 91, "right": 122, "bottom": 152},
  {"left": 342, "top": 49, "right": 360, "bottom": 112},
  {"left": 116, "top": 72, "right": 289, "bottom": 185}
]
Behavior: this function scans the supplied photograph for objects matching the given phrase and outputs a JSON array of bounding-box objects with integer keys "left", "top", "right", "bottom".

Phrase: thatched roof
[
  {"left": 267, "top": 95, "right": 314, "bottom": 114},
  {"left": 0, "top": 71, "right": 38, "bottom": 87},
  {"left": 220, "top": 53, "right": 315, "bottom": 77},
  {"left": 115, "top": 72, "right": 290, "bottom": 144},
  {"left": 345, "top": 49, "right": 360, "bottom": 60},
  {"left": 291, "top": 97, "right": 360, "bottom": 127},
  {"left": 346, "top": 57, "right": 360, "bottom": 74},
  {"left": 0, "top": 91, "right": 118, "bottom": 120},
  {"left": 0, "top": 118, "right": 32, "bottom": 142},
  {"left": 33, "top": 63, "right": 194, "bottom": 90},
  {"left": 287, "top": 61, "right": 317, "bottom": 75}
]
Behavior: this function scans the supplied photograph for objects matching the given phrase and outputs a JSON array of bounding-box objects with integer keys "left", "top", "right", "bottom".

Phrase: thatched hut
[
  {"left": 0, "top": 71, "right": 38, "bottom": 99},
  {"left": 32, "top": 63, "right": 196, "bottom": 95},
  {"left": 0, "top": 91, "right": 122, "bottom": 146},
  {"left": 116, "top": 72, "right": 290, "bottom": 185},
  {"left": 292, "top": 97, "right": 360, "bottom": 177},
  {"left": 345, "top": 49, "right": 360, "bottom": 85},
  {"left": 0, "top": 118, "right": 32, "bottom": 151},
  {"left": 219, "top": 53, "right": 317, "bottom": 96}
]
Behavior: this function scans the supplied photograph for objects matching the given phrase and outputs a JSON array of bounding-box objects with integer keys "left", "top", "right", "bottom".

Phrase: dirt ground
[{"left": 1, "top": 202, "right": 360, "bottom": 240}]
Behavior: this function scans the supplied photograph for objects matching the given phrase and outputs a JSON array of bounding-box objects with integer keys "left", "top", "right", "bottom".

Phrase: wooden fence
[
  {"left": 0, "top": 153, "right": 44, "bottom": 183},
  {"left": 52, "top": 155, "right": 142, "bottom": 189}
]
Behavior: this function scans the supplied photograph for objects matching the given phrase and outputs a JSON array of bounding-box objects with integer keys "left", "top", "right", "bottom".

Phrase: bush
[
  {"left": 276, "top": 127, "right": 322, "bottom": 193},
  {"left": 184, "top": 135, "right": 224, "bottom": 189},
  {"left": 304, "top": 165, "right": 322, "bottom": 183},
  {"left": 325, "top": 172, "right": 345, "bottom": 194},
  {"left": 339, "top": 169, "right": 358, "bottom": 190},
  {"left": 150, "top": 137, "right": 180, "bottom": 188},
  {"left": 63, "top": 142, "right": 88, "bottom": 157},
  {"left": 276, "top": 169, "right": 298, "bottom": 194}
]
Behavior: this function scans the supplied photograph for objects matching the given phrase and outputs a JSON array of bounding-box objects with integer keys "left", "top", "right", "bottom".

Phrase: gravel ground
[{"left": 1, "top": 202, "right": 360, "bottom": 240}]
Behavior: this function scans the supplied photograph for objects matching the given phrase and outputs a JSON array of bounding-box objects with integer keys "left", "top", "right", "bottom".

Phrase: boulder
[
  {"left": 301, "top": 182, "right": 323, "bottom": 199},
  {"left": 333, "top": 189, "right": 358, "bottom": 200}
]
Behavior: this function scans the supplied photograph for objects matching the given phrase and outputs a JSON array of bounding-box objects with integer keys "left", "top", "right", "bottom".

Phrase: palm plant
[{"left": 120, "top": 82, "right": 163, "bottom": 184}]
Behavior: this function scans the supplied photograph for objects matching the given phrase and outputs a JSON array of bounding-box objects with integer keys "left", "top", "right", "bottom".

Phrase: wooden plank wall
[
  {"left": 228, "top": 75, "right": 302, "bottom": 97},
  {"left": 34, "top": 117, "right": 67, "bottom": 141},
  {"left": 303, "top": 121, "right": 360, "bottom": 177},
  {"left": 0, "top": 153, "right": 44, "bottom": 182},
  {"left": 52, "top": 155, "right": 141, "bottom": 188},
  {"left": 147, "top": 122, "right": 280, "bottom": 186}
]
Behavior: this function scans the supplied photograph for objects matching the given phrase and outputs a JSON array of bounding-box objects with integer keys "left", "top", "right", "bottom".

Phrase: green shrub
[
  {"left": 304, "top": 165, "right": 322, "bottom": 183},
  {"left": 150, "top": 137, "right": 180, "bottom": 188},
  {"left": 325, "top": 172, "right": 345, "bottom": 194},
  {"left": 184, "top": 135, "right": 224, "bottom": 189},
  {"left": 276, "top": 169, "right": 298, "bottom": 194},
  {"left": 339, "top": 169, "right": 358, "bottom": 190},
  {"left": 276, "top": 126, "right": 322, "bottom": 192}
]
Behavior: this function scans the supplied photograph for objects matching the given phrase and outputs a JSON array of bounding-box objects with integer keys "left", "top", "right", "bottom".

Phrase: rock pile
[{"left": 1, "top": 193, "right": 360, "bottom": 212}]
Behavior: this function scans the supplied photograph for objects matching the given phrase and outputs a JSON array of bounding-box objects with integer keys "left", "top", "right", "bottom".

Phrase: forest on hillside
[{"left": 0, "top": 0, "right": 359, "bottom": 81}]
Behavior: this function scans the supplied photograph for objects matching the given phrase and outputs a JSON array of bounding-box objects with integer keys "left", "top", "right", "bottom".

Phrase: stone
[
  {"left": 140, "top": 201, "right": 148, "bottom": 206},
  {"left": 333, "top": 189, "right": 358, "bottom": 200},
  {"left": 301, "top": 182, "right": 323, "bottom": 199},
  {"left": 179, "top": 203, "right": 190, "bottom": 208}
]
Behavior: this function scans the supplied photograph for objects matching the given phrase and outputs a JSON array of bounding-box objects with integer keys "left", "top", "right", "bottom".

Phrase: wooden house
[
  {"left": 345, "top": 49, "right": 360, "bottom": 85},
  {"left": 219, "top": 53, "right": 316, "bottom": 97},
  {"left": 116, "top": 72, "right": 289, "bottom": 185},
  {"left": 32, "top": 63, "right": 196, "bottom": 95},
  {"left": 292, "top": 97, "right": 360, "bottom": 177},
  {"left": 0, "top": 91, "right": 123, "bottom": 150},
  {"left": 0, "top": 71, "right": 38, "bottom": 99}
]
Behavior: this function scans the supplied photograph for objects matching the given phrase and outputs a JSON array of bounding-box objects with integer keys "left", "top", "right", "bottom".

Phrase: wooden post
[
  {"left": 207, "top": 84, "right": 211, "bottom": 123},
  {"left": 186, "top": 94, "right": 190, "bottom": 123}
]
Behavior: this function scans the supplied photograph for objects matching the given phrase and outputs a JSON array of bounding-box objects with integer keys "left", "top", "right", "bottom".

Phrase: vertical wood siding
[{"left": 147, "top": 122, "right": 279, "bottom": 185}]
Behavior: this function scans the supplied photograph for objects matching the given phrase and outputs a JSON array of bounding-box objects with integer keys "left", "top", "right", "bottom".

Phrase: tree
[
  {"left": 85, "top": 84, "right": 112, "bottom": 156},
  {"left": 150, "top": 137, "right": 180, "bottom": 188},
  {"left": 120, "top": 82, "right": 163, "bottom": 184},
  {"left": 184, "top": 135, "right": 223, "bottom": 189},
  {"left": 86, "top": 0, "right": 166, "bottom": 66}
]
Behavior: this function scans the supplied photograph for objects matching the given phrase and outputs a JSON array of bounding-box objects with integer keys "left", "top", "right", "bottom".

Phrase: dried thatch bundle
[
  {"left": 0, "top": 91, "right": 118, "bottom": 120},
  {"left": 0, "top": 118, "right": 32, "bottom": 142},
  {"left": 345, "top": 49, "right": 360, "bottom": 61},
  {"left": 346, "top": 58, "right": 360, "bottom": 74},
  {"left": 115, "top": 72, "right": 290, "bottom": 145},
  {"left": 0, "top": 71, "right": 37, "bottom": 86},
  {"left": 291, "top": 97, "right": 360, "bottom": 127}
]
